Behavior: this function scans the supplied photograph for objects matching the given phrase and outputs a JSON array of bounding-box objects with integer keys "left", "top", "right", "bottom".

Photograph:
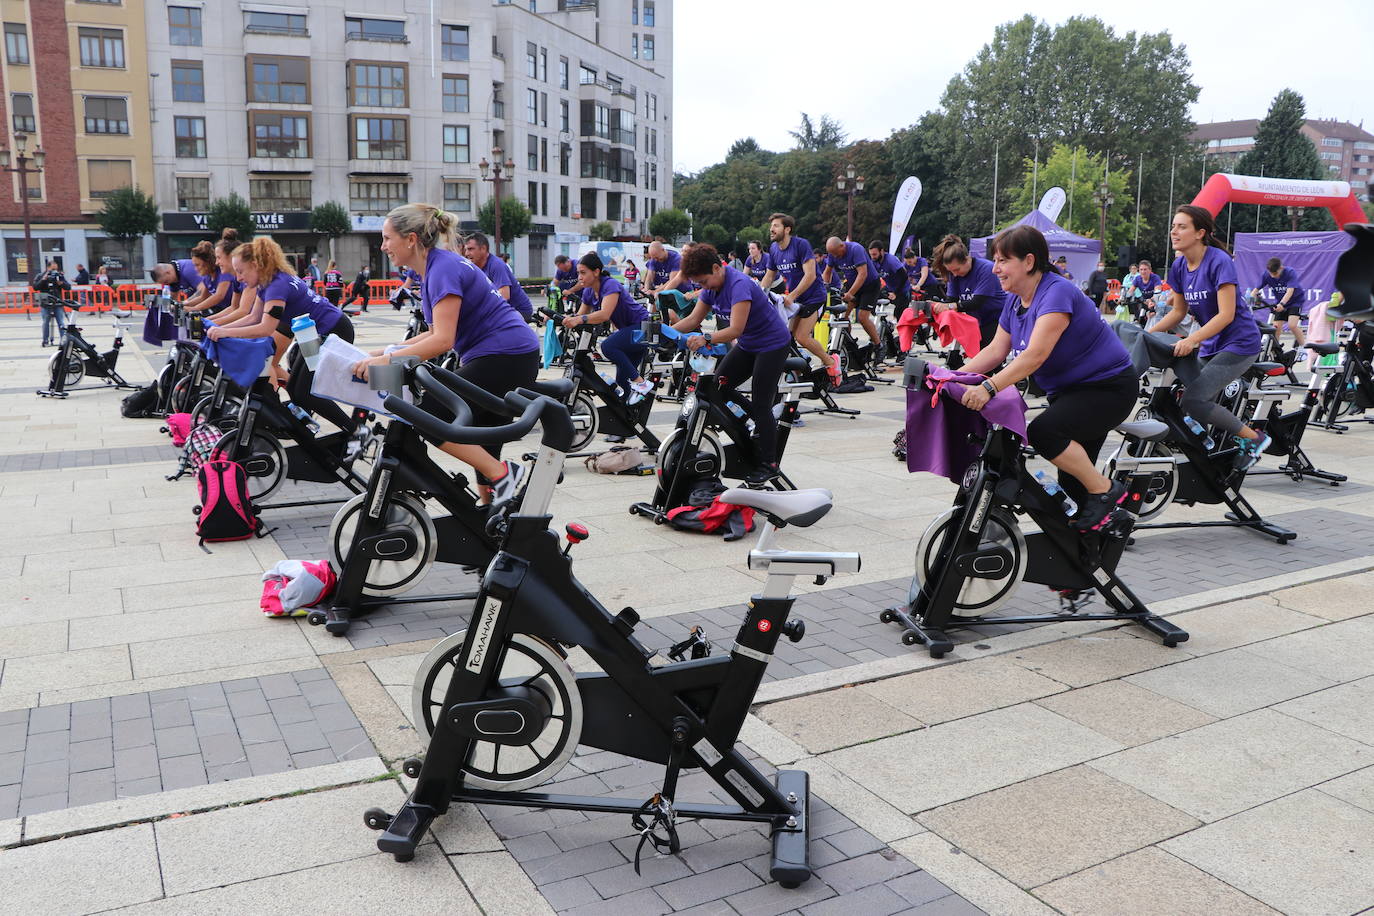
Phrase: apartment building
[
  {"left": 144, "top": 0, "right": 672, "bottom": 277},
  {"left": 0, "top": 0, "right": 156, "bottom": 284},
  {"left": 1191, "top": 117, "right": 1374, "bottom": 201}
]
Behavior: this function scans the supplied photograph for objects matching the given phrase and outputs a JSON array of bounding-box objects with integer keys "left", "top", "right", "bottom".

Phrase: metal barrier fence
[{"left": 1, "top": 278, "right": 406, "bottom": 314}]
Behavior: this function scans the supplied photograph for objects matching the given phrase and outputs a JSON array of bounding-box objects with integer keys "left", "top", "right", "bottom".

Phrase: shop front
[{"left": 161, "top": 211, "right": 318, "bottom": 274}]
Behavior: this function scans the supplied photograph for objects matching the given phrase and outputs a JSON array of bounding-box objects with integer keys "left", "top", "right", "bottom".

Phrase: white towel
[{"left": 309, "top": 335, "right": 413, "bottom": 418}]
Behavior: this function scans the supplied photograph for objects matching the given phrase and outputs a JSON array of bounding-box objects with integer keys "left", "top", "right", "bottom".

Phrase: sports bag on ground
[
  {"left": 583, "top": 445, "right": 645, "bottom": 474},
  {"left": 120, "top": 386, "right": 160, "bottom": 418},
  {"left": 194, "top": 458, "right": 263, "bottom": 544}
]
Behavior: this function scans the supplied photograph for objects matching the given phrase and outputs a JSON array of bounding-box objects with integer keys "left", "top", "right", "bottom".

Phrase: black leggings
[
  {"left": 718, "top": 342, "right": 789, "bottom": 465},
  {"left": 422, "top": 349, "right": 540, "bottom": 481},
  {"left": 286, "top": 314, "right": 357, "bottom": 434},
  {"left": 1027, "top": 368, "right": 1138, "bottom": 502}
]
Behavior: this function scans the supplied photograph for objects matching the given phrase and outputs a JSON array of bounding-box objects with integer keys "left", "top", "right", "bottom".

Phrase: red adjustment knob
[{"left": 565, "top": 523, "right": 590, "bottom": 544}]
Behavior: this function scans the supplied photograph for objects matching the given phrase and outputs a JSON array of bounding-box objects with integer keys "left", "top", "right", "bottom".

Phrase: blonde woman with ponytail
[{"left": 354, "top": 203, "right": 539, "bottom": 505}]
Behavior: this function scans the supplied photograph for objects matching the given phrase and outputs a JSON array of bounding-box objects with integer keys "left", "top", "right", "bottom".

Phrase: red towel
[{"left": 897, "top": 309, "right": 982, "bottom": 356}]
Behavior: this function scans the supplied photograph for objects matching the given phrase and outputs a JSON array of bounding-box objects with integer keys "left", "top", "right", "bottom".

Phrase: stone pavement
[{"left": 3, "top": 311, "right": 1374, "bottom": 914}]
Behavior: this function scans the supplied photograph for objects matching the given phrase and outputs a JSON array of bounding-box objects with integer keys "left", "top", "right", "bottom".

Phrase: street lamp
[
  {"left": 1286, "top": 206, "right": 1305, "bottom": 232},
  {"left": 1092, "top": 178, "right": 1115, "bottom": 264},
  {"left": 478, "top": 147, "right": 517, "bottom": 254},
  {"left": 836, "top": 164, "right": 864, "bottom": 241},
  {"left": 0, "top": 132, "right": 47, "bottom": 283}
]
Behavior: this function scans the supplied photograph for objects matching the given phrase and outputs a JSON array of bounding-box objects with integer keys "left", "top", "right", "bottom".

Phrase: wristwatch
[
  {"left": 703, "top": 332, "right": 713, "bottom": 345},
  {"left": 981, "top": 379, "right": 998, "bottom": 397}
]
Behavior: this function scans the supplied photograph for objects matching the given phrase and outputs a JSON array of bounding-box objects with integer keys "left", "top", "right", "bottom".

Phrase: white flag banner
[
  {"left": 1037, "top": 186, "right": 1067, "bottom": 222},
  {"left": 889, "top": 177, "right": 923, "bottom": 254}
]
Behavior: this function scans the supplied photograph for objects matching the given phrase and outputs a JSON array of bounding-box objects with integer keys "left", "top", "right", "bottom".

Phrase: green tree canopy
[
  {"left": 310, "top": 201, "right": 351, "bottom": 261},
  {"left": 477, "top": 196, "right": 532, "bottom": 243},
  {"left": 1234, "top": 89, "right": 1330, "bottom": 232},
  {"left": 1005, "top": 144, "right": 1139, "bottom": 253},
  {"left": 588, "top": 220, "right": 615, "bottom": 241},
  {"left": 649, "top": 207, "right": 692, "bottom": 241},
  {"left": 789, "top": 114, "right": 847, "bottom": 151},
  {"left": 698, "top": 223, "right": 732, "bottom": 252},
  {"left": 207, "top": 192, "right": 254, "bottom": 240},
  {"left": 95, "top": 186, "right": 159, "bottom": 282}
]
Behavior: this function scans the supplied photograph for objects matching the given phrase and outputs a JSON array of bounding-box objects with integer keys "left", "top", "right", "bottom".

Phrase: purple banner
[{"left": 1233, "top": 231, "right": 1355, "bottom": 314}]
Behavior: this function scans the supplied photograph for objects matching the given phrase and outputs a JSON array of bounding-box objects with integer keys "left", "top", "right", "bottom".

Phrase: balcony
[{"left": 558, "top": 0, "right": 598, "bottom": 10}]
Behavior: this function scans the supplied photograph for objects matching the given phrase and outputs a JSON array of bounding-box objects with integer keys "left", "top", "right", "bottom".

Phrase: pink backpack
[
  {"left": 165, "top": 413, "right": 193, "bottom": 447},
  {"left": 195, "top": 458, "right": 263, "bottom": 545}
]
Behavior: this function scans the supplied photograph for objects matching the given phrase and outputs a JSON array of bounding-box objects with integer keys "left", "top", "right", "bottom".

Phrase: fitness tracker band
[{"left": 981, "top": 380, "right": 997, "bottom": 398}]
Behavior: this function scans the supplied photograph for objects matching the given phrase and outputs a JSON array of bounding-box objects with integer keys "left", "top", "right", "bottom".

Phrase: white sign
[
  {"left": 888, "top": 177, "right": 923, "bottom": 255},
  {"left": 351, "top": 215, "right": 386, "bottom": 232},
  {"left": 1037, "top": 187, "right": 1067, "bottom": 222}
]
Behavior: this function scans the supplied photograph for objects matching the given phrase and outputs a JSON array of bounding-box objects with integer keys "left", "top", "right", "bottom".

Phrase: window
[
  {"left": 632, "top": 0, "right": 639, "bottom": 24},
  {"left": 527, "top": 88, "right": 538, "bottom": 124},
  {"left": 560, "top": 142, "right": 570, "bottom": 176},
  {"left": 441, "top": 25, "right": 468, "bottom": 61},
  {"left": 528, "top": 181, "right": 538, "bottom": 214},
  {"left": 174, "top": 116, "right": 206, "bottom": 157},
  {"left": 579, "top": 65, "right": 596, "bottom": 85},
  {"left": 442, "top": 76, "right": 469, "bottom": 113},
  {"left": 1321, "top": 151, "right": 1342, "bottom": 161},
  {"left": 650, "top": 164, "right": 657, "bottom": 191},
  {"left": 631, "top": 35, "right": 638, "bottom": 59},
  {"left": 614, "top": 109, "right": 635, "bottom": 146},
  {"left": 345, "top": 17, "right": 406, "bottom": 42},
  {"left": 492, "top": 87, "right": 504, "bottom": 119},
  {"left": 168, "top": 6, "right": 201, "bottom": 45},
  {"left": 541, "top": 183, "right": 548, "bottom": 217},
  {"left": 79, "top": 28, "right": 125, "bottom": 68},
  {"left": 176, "top": 176, "right": 209, "bottom": 211},
  {"left": 541, "top": 138, "right": 548, "bottom": 172},
  {"left": 443, "top": 181, "right": 472, "bottom": 213},
  {"left": 1356, "top": 142, "right": 1374, "bottom": 151},
  {"left": 559, "top": 56, "right": 568, "bottom": 89},
  {"left": 250, "top": 178, "right": 311, "bottom": 210},
  {"left": 245, "top": 12, "right": 307, "bottom": 36},
  {"left": 84, "top": 97, "right": 130, "bottom": 134},
  {"left": 560, "top": 100, "right": 570, "bottom": 132},
  {"left": 629, "top": 195, "right": 635, "bottom": 220},
  {"left": 1321, "top": 138, "right": 1343, "bottom": 147},
  {"left": 249, "top": 111, "right": 310, "bottom": 158},
  {"left": 352, "top": 116, "right": 408, "bottom": 159},
  {"left": 528, "top": 134, "right": 538, "bottom": 170},
  {"left": 350, "top": 180, "right": 408, "bottom": 215},
  {"left": 541, "top": 92, "right": 548, "bottom": 127},
  {"left": 3, "top": 23, "right": 27, "bottom": 64},
  {"left": 10, "top": 94, "right": 34, "bottom": 133},
  {"left": 580, "top": 188, "right": 597, "bottom": 219},
  {"left": 247, "top": 56, "right": 310, "bottom": 103},
  {"left": 647, "top": 93, "right": 657, "bottom": 121},
  {"left": 526, "top": 42, "right": 538, "bottom": 78},
  {"left": 539, "top": 48, "right": 547, "bottom": 82},
  {"left": 644, "top": 2, "right": 655, "bottom": 26},
  {"left": 88, "top": 159, "right": 133, "bottom": 198},
  {"left": 172, "top": 62, "right": 204, "bottom": 102},
  {"left": 560, "top": 185, "right": 568, "bottom": 217},
  {"left": 643, "top": 36, "right": 654, "bottom": 61},
  {"left": 443, "top": 125, "right": 469, "bottom": 163},
  {"left": 349, "top": 63, "right": 407, "bottom": 108}
]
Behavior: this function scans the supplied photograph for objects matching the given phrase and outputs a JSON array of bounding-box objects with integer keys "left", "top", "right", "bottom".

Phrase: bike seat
[
  {"left": 826, "top": 304, "right": 847, "bottom": 315},
  {"left": 1246, "top": 361, "right": 1287, "bottom": 379},
  {"left": 719, "top": 487, "right": 832, "bottom": 528},
  {"left": 1116, "top": 419, "right": 1169, "bottom": 442},
  {"left": 783, "top": 357, "right": 811, "bottom": 376},
  {"left": 1304, "top": 341, "right": 1341, "bottom": 356},
  {"left": 1257, "top": 324, "right": 1277, "bottom": 336},
  {"left": 527, "top": 378, "right": 575, "bottom": 399}
]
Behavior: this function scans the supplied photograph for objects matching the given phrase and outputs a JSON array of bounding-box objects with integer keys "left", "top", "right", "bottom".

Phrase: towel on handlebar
[
  {"left": 309, "top": 335, "right": 412, "bottom": 418},
  {"left": 202, "top": 335, "right": 275, "bottom": 388},
  {"left": 1111, "top": 320, "right": 1204, "bottom": 387},
  {"left": 897, "top": 308, "right": 982, "bottom": 356},
  {"left": 904, "top": 365, "right": 1028, "bottom": 484},
  {"left": 542, "top": 318, "right": 563, "bottom": 369}
]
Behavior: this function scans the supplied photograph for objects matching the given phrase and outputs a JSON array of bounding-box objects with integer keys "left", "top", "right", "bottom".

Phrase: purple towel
[{"left": 904, "top": 366, "right": 1028, "bottom": 484}]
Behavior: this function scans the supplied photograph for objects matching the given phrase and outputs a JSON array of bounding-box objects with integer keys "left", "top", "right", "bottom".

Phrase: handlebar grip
[
  {"left": 386, "top": 365, "right": 545, "bottom": 447},
  {"left": 426, "top": 364, "right": 513, "bottom": 417},
  {"left": 384, "top": 367, "right": 475, "bottom": 430}
]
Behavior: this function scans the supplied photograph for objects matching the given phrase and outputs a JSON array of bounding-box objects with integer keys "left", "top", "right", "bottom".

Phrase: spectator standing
[
  {"left": 323, "top": 260, "right": 344, "bottom": 305},
  {"left": 343, "top": 263, "right": 372, "bottom": 312},
  {"left": 33, "top": 261, "right": 71, "bottom": 346},
  {"left": 1087, "top": 260, "right": 1109, "bottom": 312}
]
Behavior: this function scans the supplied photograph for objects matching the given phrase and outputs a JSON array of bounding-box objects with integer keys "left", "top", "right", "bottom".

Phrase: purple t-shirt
[
  {"left": 744, "top": 254, "right": 769, "bottom": 281},
  {"left": 174, "top": 259, "right": 202, "bottom": 294},
  {"left": 646, "top": 250, "right": 697, "bottom": 293},
  {"left": 258, "top": 272, "right": 342, "bottom": 335},
  {"left": 946, "top": 257, "right": 1008, "bottom": 323},
  {"left": 825, "top": 241, "right": 879, "bottom": 290},
  {"left": 581, "top": 275, "right": 646, "bottom": 330},
  {"left": 422, "top": 248, "right": 537, "bottom": 363},
  {"left": 904, "top": 258, "right": 929, "bottom": 292},
  {"left": 766, "top": 236, "right": 826, "bottom": 306},
  {"left": 1132, "top": 273, "right": 1163, "bottom": 297},
  {"left": 872, "top": 252, "right": 908, "bottom": 292},
  {"left": 1167, "top": 247, "right": 1260, "bottom": 358},
  {"left": 478, "top": 254, "right": 533, "bottom": 320},
  {"left": 1259, "top": 267, "right": 1303, "bottom": 309},
  {"left": 700, "top": 267, "right": 791, "bottom": 353},
  {"left": 998, "top": 271, "right": 1132, "bottom": 395},
  {"left": 554, "top": 266, "right": 578, "bottom": 291}
]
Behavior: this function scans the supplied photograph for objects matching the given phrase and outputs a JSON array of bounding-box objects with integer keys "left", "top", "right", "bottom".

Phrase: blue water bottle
[
  {"left": 290, "top": 315, "right": 321, "bottom": 370},
  {"left": 1182, "top": 415, "right": 1214, "bottom": 449}
]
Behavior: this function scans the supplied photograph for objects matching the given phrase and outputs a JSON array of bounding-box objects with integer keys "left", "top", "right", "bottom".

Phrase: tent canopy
[{"left": 970, "top": 210, "right": 1102, "bottom": 289}]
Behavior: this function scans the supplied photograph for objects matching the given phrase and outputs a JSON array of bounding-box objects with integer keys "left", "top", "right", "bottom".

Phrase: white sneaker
[
  {"left": 627, "top": 377, "right": 654, "bottom": 405},
  {"left": 490, "top": 459, "right": 524, "bottom": 506}
]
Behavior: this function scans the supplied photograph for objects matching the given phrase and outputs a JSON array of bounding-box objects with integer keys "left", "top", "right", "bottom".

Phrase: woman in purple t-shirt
[
  {"left": 563, "top": 253, "right": 652, "bottom": 402},
  {"left": 353, "top": 204, "right": 539, "bottom": 505},
  {"left": 958, "top": 225, "right": 1137, "bottom": 532},
  {"left": 1154, "top": 205, "right": 1269, "bottom": 469}
]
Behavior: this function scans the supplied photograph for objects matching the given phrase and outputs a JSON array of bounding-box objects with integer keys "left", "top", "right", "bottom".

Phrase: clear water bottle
[
  {"left": 286, "top": 401, "right": 321, "bottom": 434},
  {"left": 1182, "top": 415, "right": 1215, "bottom": 449},
  {"left": 1034, "top": 470, "right": 1078, "bottom": 516},
  {"left": 290, "top": 315, "right": 321, "bottom": 371}
]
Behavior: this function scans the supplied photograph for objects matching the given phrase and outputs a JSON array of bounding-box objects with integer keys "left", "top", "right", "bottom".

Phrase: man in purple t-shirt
[
  {"left": 464, "top": 233, "right": 533, "bottom": 320},
  {"left": 1258, "top": 257, "right": 1306, "bottom": 346},
  {"left": 758, "top": 212, "right": 838, "bottom": 381},
  {"left": 823, "top": 238, "right": 883, "bottom": 359}
]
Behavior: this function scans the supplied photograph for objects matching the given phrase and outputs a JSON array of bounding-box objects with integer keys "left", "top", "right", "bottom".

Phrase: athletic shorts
[
  {"left": 1274, "top": 304, "right": 1302, "bottom": 321},
  {"left": 794, "top": 298, "right": 825, "bottom": 320},
  {"left": 853, "top": 281, "right": 881, "bottom": 312}
]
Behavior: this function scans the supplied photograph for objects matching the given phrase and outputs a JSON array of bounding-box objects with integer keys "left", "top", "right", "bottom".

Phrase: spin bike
[
  {"left": 536, "top": 307, "right": 663, "bottom": 456},
  {"left": 882, "top": 357, "right": 1189, "bottom": 658},
  {"left": 309, "top": 362, "right": 572, "bottom": 636},
  {"left": 366, "top": 366, "right": 860, "bottom": 889},
  {"left": 631, "top": 323, "right": 810, "bottom": 523},
  {"left": 38, "top": 306, "right": 135, "bottom": 398},
  {"left": 1103, "top": 326, "right": 1297, "bottom": 544},
  {"left": 1221, "top": 354, "right": 1345, "bottom": 485},
  {"left": 823, "top": 299, "right": 892, "bottom": 385},
  {"left": 1309, "top": 327, "right": 1374, "bottom": 431}
]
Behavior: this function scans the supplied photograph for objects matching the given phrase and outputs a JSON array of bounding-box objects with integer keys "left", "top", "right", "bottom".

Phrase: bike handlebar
[{"left": 385, "top": 365, "right": 547, "bottom": 447}]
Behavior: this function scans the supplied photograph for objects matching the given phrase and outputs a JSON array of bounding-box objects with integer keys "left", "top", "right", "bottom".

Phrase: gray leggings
[{"left": 1178, "top": 349, "right": 1257, "bottom": 437}]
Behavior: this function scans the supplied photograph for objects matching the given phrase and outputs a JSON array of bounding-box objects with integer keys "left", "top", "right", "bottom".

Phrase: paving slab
[
  {"left": 1033, "top": 846, "right": 1280, "bottom": 916},
  {"left": 1159, "top": 596, "right": 1325, "bottom": 652},
  {"left": 1003, "top": 631, "right": 1188, "bottom": 688},
  {"left": 759, "top": 685, "right": 923, "bottom": 754},
  {"left": 1268, "top": 570, "right": 1374, "bottom": 621},
  {"left": 1032, "top": 679, "right": 1217, "bottom": 747},
  {"left": 857, "top": 655, "right": 1067, "bottom": 725},
  {"left": 1124, "top": 645, "right": 1336, "bottom": 718},
  {"left": 0, "top": 823, "right": 163, "bottom": 915}
]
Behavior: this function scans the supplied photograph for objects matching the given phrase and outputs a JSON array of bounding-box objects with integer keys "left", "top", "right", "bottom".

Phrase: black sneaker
[
  {"left": 745, "top": 463, "right": 780, "bottom": 486},
  {"left": 1071, "top": 480, "right": 1129, "bottom": 532}
]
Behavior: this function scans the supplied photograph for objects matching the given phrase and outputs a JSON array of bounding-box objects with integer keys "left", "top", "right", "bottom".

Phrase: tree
[
  {"left": 309, "top": 201, "right": 351, "bottom": 262},
  {"left": 816, "top": 140, "right": 899, "bottom": 243},
  {"left": 588, "top": 220, "right": 615, "bottom": 241},
  {"left": 789, "top": 114, "right": 847, "bottom": 151},
  {"left": 1005, "top": 144, "right": 1138, "bottom": 253},
  {"left": 1235, "top": 90, "right": 1329, "bottom": 232},
  {"left": 95, "top": 186, "right": 159, "bottom": 282},
  {"left": 699, "top": 223, "right": 732, "bottom": 252},
  {"left": 207, "top": 191, "right": 254, "bottom": 240},
  {"left": 727, "top": 137, "right": 762, "bottom": 159},
  {"left": 477, "top": 196, "right": 532, "bottom": 247},
  {"left": 649, "top": 207, "right": 692, "bottom": 241}
]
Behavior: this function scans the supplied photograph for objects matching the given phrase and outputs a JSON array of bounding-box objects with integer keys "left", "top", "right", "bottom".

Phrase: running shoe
[
  {"left": 1233, "top": 432, "right": 1273, "bottom": 471},
  {"left": 745, "top": 462, "right": 781, "bottom": 485},
  {"left": 1071, "top": 481, "right": 1129, "bottom": 532},
  {"left": 490, "top": 459, "right": 525, "bottom": 506},
  {"left": 627, "top": 377, "right": 654, "bottom": 405}
]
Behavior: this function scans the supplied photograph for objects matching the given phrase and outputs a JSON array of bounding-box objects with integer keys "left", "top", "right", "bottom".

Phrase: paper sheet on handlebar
[
  {"left": 904, "top": 365, "right": 1027, "bottom": 484},
  {"left": 310, "top": 336, "right": 413, "bottom": 418},
  {"left": 897, "top": 308, "right": 982, "bottom": 356}
]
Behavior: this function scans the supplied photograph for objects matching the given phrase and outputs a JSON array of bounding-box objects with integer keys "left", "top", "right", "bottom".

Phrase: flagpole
[
  {"left": 1069, "top": 148, "right": 1077, "bottom": 229},
  {"left": 1134, "top": 154, "right": 1143, "bottom": 248},
  {"left": 1256, "top": 164, "right": 1264, "bottom": 232},
  {"left": 992, "top": 142, "right": 999, "bottom": 232},
  {"left": 1166, "top": 155, "right": 1176, "bottom": 257}
]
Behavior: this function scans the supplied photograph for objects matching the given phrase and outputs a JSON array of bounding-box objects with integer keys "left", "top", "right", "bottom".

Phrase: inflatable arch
[{"left": 1191, "top": 173, "right": 1366, "bottom": 229}]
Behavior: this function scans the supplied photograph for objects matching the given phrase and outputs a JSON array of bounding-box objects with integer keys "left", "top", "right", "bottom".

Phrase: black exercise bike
[{"left": 38, "top": 307, "right": 135, "bottom": 398}]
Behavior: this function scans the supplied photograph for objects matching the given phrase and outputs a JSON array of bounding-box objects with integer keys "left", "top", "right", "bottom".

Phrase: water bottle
[
  {"left": 1034, "top": 470, "right": 1078, "bottom": 516},
  {"left": 291, "top": 315, "right": 321, "bottom": 371},
  {"left": 286, "top": 401, "right": 321, "bottom": 434},
  {"left": 1182, "top": 415, "right": 1214, "bottom": 450},
  {"left": 161, "top": 285, "right": 173, "bottom": 300},
  {"left": 725, "top": 400, "right": 747, "bottom": 421}
]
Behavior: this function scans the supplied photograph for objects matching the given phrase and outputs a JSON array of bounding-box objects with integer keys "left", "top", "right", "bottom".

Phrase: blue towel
[
  {"left": 205, "top": 336, "right": 275, "bottom": 388},
  {"left": 542, "top": 318, "right": 563, "bottom": 369}
]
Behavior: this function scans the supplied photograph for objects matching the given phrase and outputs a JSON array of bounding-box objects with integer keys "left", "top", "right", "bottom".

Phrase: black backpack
[{"left": 120, "top": 386, "right": 160, "bottom": 419}]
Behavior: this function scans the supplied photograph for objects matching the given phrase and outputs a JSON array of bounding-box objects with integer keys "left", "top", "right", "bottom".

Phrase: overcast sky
[{"left": 670, "top": 0, "right": 1374, "bottom": 173}]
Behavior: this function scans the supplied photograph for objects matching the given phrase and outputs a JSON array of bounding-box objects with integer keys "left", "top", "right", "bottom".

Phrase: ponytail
[
  {"left": 932, "top": 234, "right": 969, "bottom": 273},
  {"left": 386, "top": 203, "right": 458, "bottom": 252},
  {"left": 1175, "top": 205, "right": 1230, "bottom": 254}
]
